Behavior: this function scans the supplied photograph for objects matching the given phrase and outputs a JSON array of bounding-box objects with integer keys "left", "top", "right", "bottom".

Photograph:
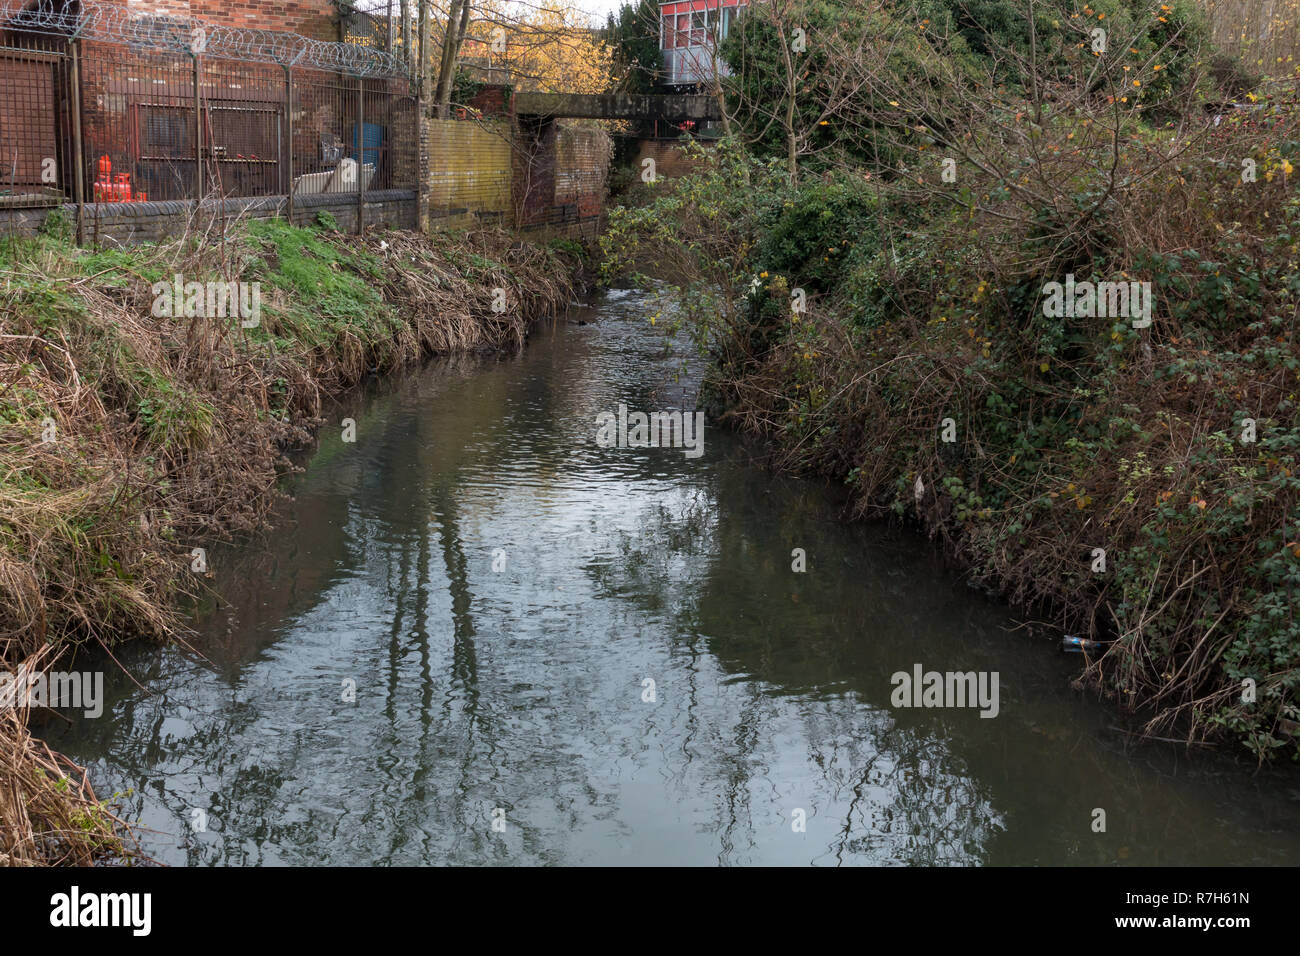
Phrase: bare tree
[
  {"left": 433, "top": 1, "right": 474, "bottom": 118},
  {"left": 401, "top": 0, "right": 412, "bottom": 74},
  {"left": 419, "top": 0, "right": 432, "bottom": 91}
]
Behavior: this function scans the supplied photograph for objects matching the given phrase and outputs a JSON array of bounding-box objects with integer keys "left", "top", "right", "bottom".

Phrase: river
[{"left": 43, "top": 287, "right": 1300, "bottom": 866}]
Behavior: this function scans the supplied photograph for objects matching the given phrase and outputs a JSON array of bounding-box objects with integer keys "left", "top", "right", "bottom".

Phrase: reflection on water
[{"left": 44, "top": 288, "right": 1300, "bottom": 866}]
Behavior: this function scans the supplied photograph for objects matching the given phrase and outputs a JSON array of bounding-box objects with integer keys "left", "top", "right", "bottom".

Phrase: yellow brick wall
[{"left": 424, "top": 118, "right": 513, "bottom": 229}]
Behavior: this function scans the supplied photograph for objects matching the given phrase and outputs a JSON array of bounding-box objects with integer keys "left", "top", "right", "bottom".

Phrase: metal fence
[{"left": 0, "top": 4, "right": 417, "bottom": 230}]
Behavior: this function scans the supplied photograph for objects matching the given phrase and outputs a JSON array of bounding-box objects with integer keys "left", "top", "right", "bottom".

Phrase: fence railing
[{"left": 0, "top": 6, "right": 417, "bottom": 236}]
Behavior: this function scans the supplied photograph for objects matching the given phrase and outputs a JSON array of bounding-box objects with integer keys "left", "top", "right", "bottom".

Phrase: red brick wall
[
  {"left": 512, "top": 118, "right": 611, "bottom": 236},
  {"left": 635, "top": 138, "right": 702, "bottom": 180},
  {"left": 555, "top": 122, "right": 611, "bottom": 221},
  {"left": 465, "top": 84, "right": 509, "bottom": 117},
  {"left": 513, "top": 117, "right": 556, "bottom": 228},
  {"left": 120, "top": 0, "right": 340, "bottom": 41}
]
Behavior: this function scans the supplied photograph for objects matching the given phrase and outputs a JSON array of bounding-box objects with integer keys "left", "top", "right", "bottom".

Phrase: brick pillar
[
  {"left": 418, "top": 99, "right": 430, "bottom": 233},
  {"left": 512, "top": 115, "right": 556, "bottom": 230}
]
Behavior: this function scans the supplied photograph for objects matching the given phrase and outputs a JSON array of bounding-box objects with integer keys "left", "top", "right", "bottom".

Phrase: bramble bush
[{"left": 603, "top": 60, "right": 1300, "bottom": 759}]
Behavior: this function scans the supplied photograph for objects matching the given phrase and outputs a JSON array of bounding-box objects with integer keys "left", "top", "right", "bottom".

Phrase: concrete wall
[{"left": 0, "top": 190, "right": 416, "bottom": 245}]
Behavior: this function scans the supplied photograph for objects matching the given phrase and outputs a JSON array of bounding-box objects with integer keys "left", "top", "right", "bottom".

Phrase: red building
[{"left": 659, "top": 0, "right": 748, "bottom": 87}]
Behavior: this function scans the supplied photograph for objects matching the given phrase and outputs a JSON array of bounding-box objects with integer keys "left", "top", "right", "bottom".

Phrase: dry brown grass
[{"left": 0, "top": 648, "right": 137, "bottom": 865}]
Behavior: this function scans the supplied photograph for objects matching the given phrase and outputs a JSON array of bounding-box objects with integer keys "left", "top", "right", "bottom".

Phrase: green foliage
[
  {"left": 243, "top": 218, "right": 401, "bottom": 355},
  {"left": 545, "top": 236, "right": 585, "bottom": 261},
  {"left": 1206, "top": 50, "right": 1262, "bottom": 98},
  {"left": 450, "top": 67, "right": 511, "bottom": 107},
  {"left": 38, "top": 208, "right": 73, "bottom": 242},
  {"left": 451, "top": 67, "right": 486, "bottom": 106},
  {"left": 131, "top": 373, "right": 216, "bottom": 452},
  {"left": 753, "top": 173, "right": 880, "bottom": 293},
  {"left": 720, "top": 0, "right": 972, "bottom": 171},
  {"left": 720, "top": 0, "right": 1213, "bottom": 175},
  {"left": 605, "top": 0, "right": 665, "bottom": 94},
  {"left": 906, "top": 0, "right": 1209, "bottom": 105},
  {"left": 78, "top": 244, "right": 168, "bottom": 287},
  {"left": 607, "top": 84, "right": 1300, "bottom": 757},
  {"left": 601, "top": 139, "right": 788, "bottom": 352}
]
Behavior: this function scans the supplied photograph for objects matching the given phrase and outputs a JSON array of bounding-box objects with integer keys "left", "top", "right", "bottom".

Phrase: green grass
[{"left": 242, "top": 218, "right": 402, "bottom": 354}]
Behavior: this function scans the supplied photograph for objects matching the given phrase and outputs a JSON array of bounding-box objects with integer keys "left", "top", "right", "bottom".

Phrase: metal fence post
[
  {"left": 69, "top": 39, "right": 85, "bottom": 246},
  {"left": 356, "top": 77, "right": 364, "bottom": 235},
  {"left": 285, "top": 65, "right": 294, "bottom": 224},
  {"left": 194, "top": 53, "right": 203, "bottom": 204},
  {"left": 415, "top": 79, "right": 424, "bottom": 233}
]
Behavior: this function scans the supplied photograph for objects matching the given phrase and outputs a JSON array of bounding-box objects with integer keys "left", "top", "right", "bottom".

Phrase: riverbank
[
  {"left": 0, "top": 215, "right": 585, "bottom": 864},
  {"left": 601, "top": 78, "right": 1300, "bottom": 763}
]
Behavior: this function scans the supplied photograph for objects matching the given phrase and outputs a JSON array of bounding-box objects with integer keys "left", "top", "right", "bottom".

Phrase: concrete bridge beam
[{"left": 511, "top": 92, "right": 721, "bottom": 124}]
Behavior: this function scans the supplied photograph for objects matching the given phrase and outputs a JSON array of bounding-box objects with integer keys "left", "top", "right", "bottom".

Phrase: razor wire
[{"left": 0, "top": 0, "right": 410, "bottom": 77}]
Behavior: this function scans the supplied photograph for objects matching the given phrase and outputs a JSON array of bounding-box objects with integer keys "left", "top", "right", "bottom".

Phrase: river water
[{"left": 44, "top": 287, "right": 1300, "bottom": 866}]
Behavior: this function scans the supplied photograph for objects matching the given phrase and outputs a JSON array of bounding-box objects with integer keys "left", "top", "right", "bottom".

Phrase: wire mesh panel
[
  {"left": 291, "top": 72, "right": 416, "bottom": 199},
  {"left": 0, "top": 42, "right": 70, "bottom": 207},
  {"left": 198, "top": 61, "right": 285, "bottom": 200},
  {"left": 0, "top": 0, "right": 407, "bottom": 78},
  {"left": 81, "top": 47, "right": 292, "bottom": 203},
  {"left": 81, "top": 44, "right": 196, "bottom": 203},
  {"left": 368, "top": 79, "right": 418, "bottom": 192},
  {"left": 385, "top": 85, "right": 418, "bottom": 192},
  {"left": 0, "top": 6, "right": 416, "bottom": 218},
  {"left": 291, "top": 69, "right": 359, "bottom": 198}
]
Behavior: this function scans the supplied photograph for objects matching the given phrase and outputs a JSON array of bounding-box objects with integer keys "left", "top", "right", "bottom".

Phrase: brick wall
[
  {"left": 123, "top": 0, "right": 340, "bottom": 42},
  {"left": 513, "top": 117, "right": 556, "bottom": 230},
  {"left": 465, "top": 85, "right": 509, "bottom": 117},
  {"left": 634, "top": 138, "right": 703, "bottom": 180},
  {"left": 555, "top": 122, "right": 612, "bottom": 224},
  {"left": 421, "top": 114, "right": 610, "bottom": 238},
  {"left": 423, "top": 117, "right": 513, "bottom": 230}
]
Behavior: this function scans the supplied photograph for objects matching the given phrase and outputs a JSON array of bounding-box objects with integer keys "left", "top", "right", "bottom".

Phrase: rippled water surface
[{"left": 45, "top": 288, "right": 1300, "bottom": 865}]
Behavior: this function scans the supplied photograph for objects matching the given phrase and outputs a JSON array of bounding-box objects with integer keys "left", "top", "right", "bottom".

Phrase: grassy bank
[
  {"left": 0, "top": 215, "right": 583, "bottom": 864},
  {"left": 602, "top": 63, "right": 1300, "bottom": 761}
]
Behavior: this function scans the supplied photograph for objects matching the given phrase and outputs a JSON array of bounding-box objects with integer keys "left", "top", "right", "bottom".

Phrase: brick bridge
[{"left": 508, "top": 93, "right": 718, "bottom": 229}]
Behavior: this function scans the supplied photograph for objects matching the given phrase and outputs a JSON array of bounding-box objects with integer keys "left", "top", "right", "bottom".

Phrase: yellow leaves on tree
[{"left": 460, "top": 1, "right": 616, "bottom": 95}]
